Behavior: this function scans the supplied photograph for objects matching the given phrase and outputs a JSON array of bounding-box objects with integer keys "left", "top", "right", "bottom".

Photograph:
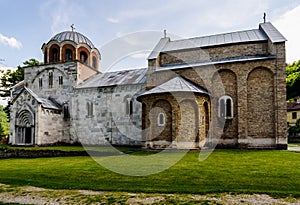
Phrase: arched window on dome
[
  {"left": 65, "top": 49, "right": 73, "bottom": 61},
  {"left": 52, "top": 48, "right": 59, "bottom": 62},
  {"left": 92, "top": 56, "right": 97, "bottom": 69},
  {"left": 44, "top": 50, "right": 48, "bottom": 63},
  {"left": 80, "top": 51, "right": 88, "bottom": 65}
]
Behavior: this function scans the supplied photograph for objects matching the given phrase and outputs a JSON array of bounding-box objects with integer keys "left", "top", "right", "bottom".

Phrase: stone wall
[
  {"left": 140, "top": 92, "right": 210, "bottom": 149},
  {"left": 145, "top": 39, "right": 287, "bottom": 149},
  {"left": 72, "top": 83, "right": 145, "bottom": 146},
  {"left": 160, "top": 42, "right": 268, "bottom": 66}
]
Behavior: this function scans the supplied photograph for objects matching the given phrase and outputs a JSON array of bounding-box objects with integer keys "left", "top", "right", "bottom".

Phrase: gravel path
[{"left": 0, "top": 183, "right": 299, "bottom": 204}]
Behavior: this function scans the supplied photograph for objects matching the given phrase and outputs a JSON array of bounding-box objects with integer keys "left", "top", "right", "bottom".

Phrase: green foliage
[
  {"left": 0, "top": 105, "right": 9, "bottom": 136},
  {"left": 286, "top": 60, "right": 300, "bottom": 100},
  {"left": 0, "top": 150, "right": 300, "bottom": 197},
  {"left": 288, "top": 118, "right": 300, "bottom": 142},
  {"left": 0, "top": 58, "right": 40, "bottom": 97}
]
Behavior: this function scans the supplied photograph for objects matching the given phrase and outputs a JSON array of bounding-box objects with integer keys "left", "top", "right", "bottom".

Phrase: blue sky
[{"left": 1, "top": 0, "right": 300, "bottom": 71}]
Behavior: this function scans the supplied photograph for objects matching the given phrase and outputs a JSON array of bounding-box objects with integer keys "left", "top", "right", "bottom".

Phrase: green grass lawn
[{"left": 0, "top": 150, "right": 300, "bottom": 197}]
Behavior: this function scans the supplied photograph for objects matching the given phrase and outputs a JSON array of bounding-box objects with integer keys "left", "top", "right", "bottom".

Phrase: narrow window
[
  {"left": 39, "top": 78, "right": 43, "bottom": 89},
  {"left": 87, "top": 102, "right": 94, "bottom": 117},
  {"left": 292, "top": 112, "right": 297, "bottom": 119},
  {"left": 125, "top": 99, "right": 129, "bottom": 115},
  {"left": 52, "top": 48, "right": 58, "bottom": 62},
  {"left": 80, "top": 51, "right": 88, "bottom": 64},
  {"left": 63, "top": 104, "right": 70, "bottom": 119},
  {"left": 129, "top": 100, "right": 133, "bottom": 115},
  {"left": 92, "top": 56, "right": 97, "bottom": 69},
  {"left": 158, "top": 113, "right": 165, "bottom": 126},
  {"left": 48, "top": 72, "right": 53, "bottom": 88},
  {"left": 219, "top": 96, "right": 233, "bottom": 119},
  {"left": 226, "top": 98, "right": 232, "bottom": 118},
  {"left": 58, "top": 76, "right": 63, "bottom": 86},
  {"left": 66, "top": 49, "right": 72, "bottom": 61}
]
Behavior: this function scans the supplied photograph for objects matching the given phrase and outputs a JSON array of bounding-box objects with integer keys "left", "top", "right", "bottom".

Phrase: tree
[
  {"left": 286, "top": 60, "right": 300, "bottom": 100},
  {"left": 0, "top": 105, "right": 9, "bottom": 135},
  {"left": 0, "top": 58, "right": 40, "bottom": 97}
]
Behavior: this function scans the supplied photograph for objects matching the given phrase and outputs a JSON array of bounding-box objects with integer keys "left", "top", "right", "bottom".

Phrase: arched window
[
  {"left": 125, "top": 97, "right": 134, "bottom": 116},
  {"left": 80, "top": 51, "right": 88, "bottom": 64},
  {"left": 65, "top": 49, "right": 73, "bottom": 61},
  {"left": 58, "top": 76, "right": 63, "bottom": 87},
  {"left": 44, "top": 50, "right": 48, "bottom": 63},
  {"left": 219, "top": 96, "right": 233, "bottom": 119},
  {"left": 92, "top": 56, "right": 97, "bottom": 69},
  {"left": 87, "top": 102, "right": 93, "bottom": 117},
  {"left": 52, "top": 48, "right": 58, "bottom": 62},
  {"left": 48, "top": 72, "right": 53, "bottom": 88},
  {"left": 63, "top": 103, "right": 70, "bottom": 119},
  {"left": 39, "top": 78, "right": 43, "bottom": 89},
  {"left": 158, "top": 113, "right": 165, "bottom": 126}
]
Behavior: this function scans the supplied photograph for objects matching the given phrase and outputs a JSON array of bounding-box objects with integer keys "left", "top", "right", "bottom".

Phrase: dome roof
[{"left": 50, "top": 31, "right": 96, "bottom": 48}]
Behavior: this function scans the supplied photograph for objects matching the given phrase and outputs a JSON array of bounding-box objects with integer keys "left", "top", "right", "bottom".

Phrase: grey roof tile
[
  {"left": 50, "top": 31, "right": 96, "bottom": 48},
  {"left": 138, "top": 76, "right": 208, "bottom": 98},
  {"left": 77, "top": 68, "right": 147, "bottom": 89},
  {"left": 259, "top": 22, "right": 287, "bottom": 43},
  {"left": 161, "top": 29, "right": 268, "bottom": 52},
  {"left": 23, "top": 87, "right": 62, "bottom": 110}
]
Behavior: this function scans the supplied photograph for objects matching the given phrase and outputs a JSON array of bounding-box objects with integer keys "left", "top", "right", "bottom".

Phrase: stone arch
[
  {"left": 15, "top": 109, "right": 35, "bottom": 144},
  {"left": 31, "top": 67, "right": 70, "bottom": 89},
  {"left": 78, "top": 46, "right": 90, "bottom": 65},
  {"left": 178, "top": 99, "right": 199, "bottom": 148},
  {"left": 212, "top": 69, "right": 238, "bottom": 145},
  {"left": 49, "top": 44, "right": 60, "bottom": 63},
  {"left": 150, "top": 99, "right": 172, "bottom": 145},
  {"left": 247, "top": 67, "right": 275, "bottom": 143},
  {"left": 62, "top": 44, "right": 76, "bottom": 61}
]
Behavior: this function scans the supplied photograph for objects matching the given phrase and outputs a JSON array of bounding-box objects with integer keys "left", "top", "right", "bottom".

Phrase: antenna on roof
[
  {"left": 71, "top": 24, "right": 76, "bottom": 32},
  {"left": 164, "top": 29, "right": 167, "bottom": 38},
  {"left": 263, "top": 12, "right": 266, "bottom": 23}
]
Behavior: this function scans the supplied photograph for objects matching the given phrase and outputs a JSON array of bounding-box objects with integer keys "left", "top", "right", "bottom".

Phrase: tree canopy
[
  {"left": 0, "top": 58, "right": 40, "bottom": 97},
  {"left": 286, "top": 60, "right": 300, "bottom": 100},
  {"left": 0, "top": 105, "right": 9, "bottom": 135}
]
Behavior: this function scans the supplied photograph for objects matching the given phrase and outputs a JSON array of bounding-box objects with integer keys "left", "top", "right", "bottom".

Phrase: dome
[{"left": 50, "top": 31, "right": 96, "bottom": 48}]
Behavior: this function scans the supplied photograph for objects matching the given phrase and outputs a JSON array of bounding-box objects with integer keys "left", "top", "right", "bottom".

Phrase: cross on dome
[{"left": 71, "top": 24, "right": 76, "bottom": 32}]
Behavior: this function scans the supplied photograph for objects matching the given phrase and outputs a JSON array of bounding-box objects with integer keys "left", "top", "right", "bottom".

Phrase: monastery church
[{"left": 9, "top": 21, "right": 287, "bottom": 149}]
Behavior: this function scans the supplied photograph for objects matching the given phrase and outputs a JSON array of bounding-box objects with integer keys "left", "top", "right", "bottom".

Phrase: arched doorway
[{"left": 15, "top": 110, "right": 34, "bottom": 145}]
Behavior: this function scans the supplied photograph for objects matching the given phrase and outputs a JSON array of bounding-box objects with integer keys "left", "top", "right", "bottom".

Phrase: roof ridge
[{"left": 168, "top": 28, "right": 259, "bottom": 44}]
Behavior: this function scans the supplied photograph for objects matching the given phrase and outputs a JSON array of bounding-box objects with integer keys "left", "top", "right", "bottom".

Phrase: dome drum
[{"left": 42, "top": 31, "right": 100, "bottom": 70}]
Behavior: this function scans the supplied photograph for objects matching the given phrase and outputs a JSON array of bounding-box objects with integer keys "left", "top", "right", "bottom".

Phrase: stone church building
[{"left": 9, "top": 22, "right": 287, "bottom": 149}]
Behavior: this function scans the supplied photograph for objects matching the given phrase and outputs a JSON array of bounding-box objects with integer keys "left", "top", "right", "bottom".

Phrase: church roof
[
  {"left": 50, "top": 31, "right": 96, "bottom": 48},
  {"left": 138, "top": 76, "right": 209, "bottom": 98},
  {"left": 14, "top": 87, "right": 62, "bottom": 111},
  {"left": 287, "top": 101, "right": 300, "bottom": 111},
  {"left": 148, "top": 22, "right": 286, "bottom": 60},
  {"left": 76, "top": 68, "right": 147, "bottom": 89}
]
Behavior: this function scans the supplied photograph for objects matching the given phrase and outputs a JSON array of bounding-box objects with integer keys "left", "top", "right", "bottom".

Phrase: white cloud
[
  {"left": 107, "top": 17, "right": 120, "bottom": 24},
  {"left": 274, "top": 4, "right": 300, "bottom": 63},
  {"left": 41, "top": 0, "right": 84, "bottom": 34},
  {"left": 0, "top": 33, "right": 22, "bottom": 49}
]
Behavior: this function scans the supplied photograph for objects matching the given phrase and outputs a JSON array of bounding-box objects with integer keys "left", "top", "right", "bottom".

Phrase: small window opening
[
  {"left": 58, "top": 76, "right": 63, "bottom": 86},
  {"left": 80, "top": 51, "right": 88, "bottom": 64},
  {"left": 66, "top": 49, "right": 73, "bottom": 61},
  {"left": 292, "top": 112, "right": 297, "bottom": 119},
  {"left": 48, "top": 72, "right": 53, "bottom": 88},
  {"left": 158, "top": 113, "right": 165, "bottom": 126},
  {"left": 39, "top": 78, "right": 43, "bottom": 89}
]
